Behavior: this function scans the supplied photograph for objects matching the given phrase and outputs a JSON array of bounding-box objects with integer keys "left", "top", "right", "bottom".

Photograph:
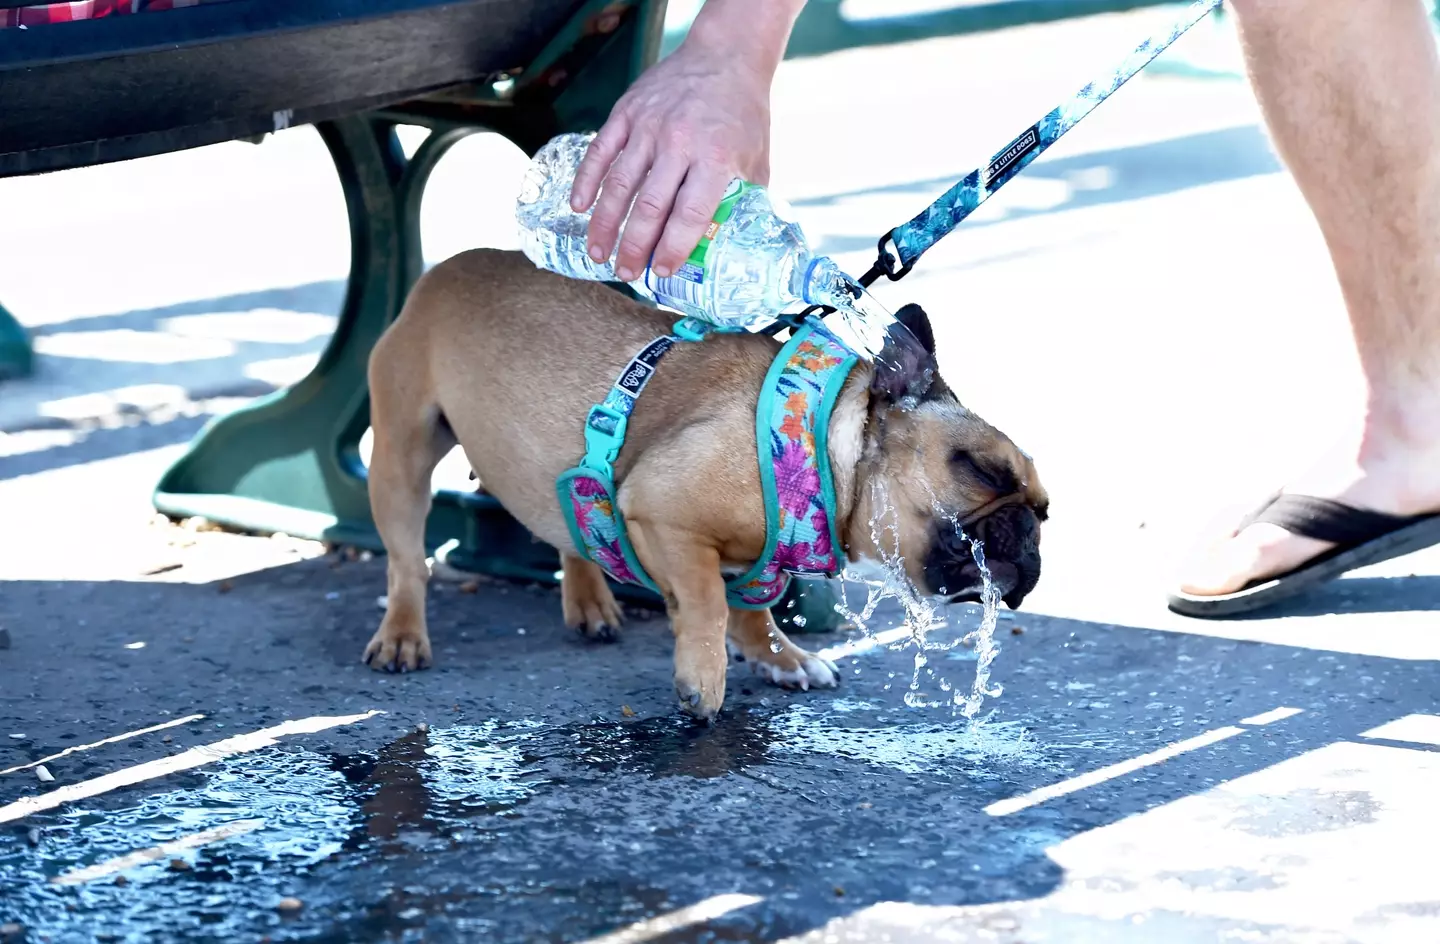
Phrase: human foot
[{"left": 1173, "top": 435, "right": 1440, "bottom": 602}]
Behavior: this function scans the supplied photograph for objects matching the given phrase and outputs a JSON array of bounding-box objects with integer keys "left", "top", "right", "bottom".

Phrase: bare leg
[{"left": 1178, "top": 0, "right": 1440, "bottom": 595}]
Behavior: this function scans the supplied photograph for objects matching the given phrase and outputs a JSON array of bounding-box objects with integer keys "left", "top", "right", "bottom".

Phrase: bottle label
[{"left": 645, "top": 178, "right": 754, "bottom": 320}]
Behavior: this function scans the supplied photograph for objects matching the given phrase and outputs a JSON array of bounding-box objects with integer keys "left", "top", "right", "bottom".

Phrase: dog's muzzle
[{"left": 924, "top": 503, "right": 1042, "bottom": 609}]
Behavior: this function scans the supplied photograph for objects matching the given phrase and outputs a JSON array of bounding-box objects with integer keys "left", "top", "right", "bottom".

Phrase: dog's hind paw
[
  {"left": 561, "top": 556, "right": 625, "bottom": 643},
  {"left": 575, "top": 616, "right": 622, "bottom": 643},
  {"left": 753, "top": 652, "right": 839, "bottom": 692},
  {"left": 363, "top": 625, "right": 433, "bottom": 673}
]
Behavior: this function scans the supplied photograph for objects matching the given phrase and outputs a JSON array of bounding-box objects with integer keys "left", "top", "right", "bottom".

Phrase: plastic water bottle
[{"left": 515, "top": 132, "right": 891, "bottom": 357}]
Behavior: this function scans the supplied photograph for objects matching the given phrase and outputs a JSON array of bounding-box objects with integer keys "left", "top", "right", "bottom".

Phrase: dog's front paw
[
  {"left": 363, "top": 620, "right": 432, "bottom": 673},
  {"left": 752, "top": 649, "right": 840, "bottom": 692},
  {"left": 674, "top": 668, "right": 726, "bottom": 722}
]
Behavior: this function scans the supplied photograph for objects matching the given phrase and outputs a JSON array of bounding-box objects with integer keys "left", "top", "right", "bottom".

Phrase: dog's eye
[{"left": 950, "top": 449, "right": 1014, "bottom": 493}]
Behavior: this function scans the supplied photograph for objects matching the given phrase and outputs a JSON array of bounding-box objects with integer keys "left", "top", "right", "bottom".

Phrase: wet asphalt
[
  {"left": 1, "top": 547, "right": 1431, "bottom": 943},
  {"left": 5, "top": 12, "right": 1440, "bottom": 940}
]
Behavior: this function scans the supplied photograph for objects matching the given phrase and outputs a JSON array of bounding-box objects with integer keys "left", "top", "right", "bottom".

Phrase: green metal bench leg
[
  {"left": 0, "top": 300, "right": 33, "bottom": 381},
  {"left": 151, "top": 112, "right": 586, "bottom": 585},
  {"left": 153, "top": 116, "right": 452, "bottom": 548}
]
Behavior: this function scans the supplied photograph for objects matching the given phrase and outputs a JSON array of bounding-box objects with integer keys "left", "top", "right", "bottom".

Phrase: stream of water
[{"left": 829, "top": 482, "right": 1008, "bottom": 723}]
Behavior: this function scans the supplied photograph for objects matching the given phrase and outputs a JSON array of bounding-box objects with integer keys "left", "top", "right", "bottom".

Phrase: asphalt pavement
[{"left": 3, "top": 7, "right": 1440, "bottom": 943}]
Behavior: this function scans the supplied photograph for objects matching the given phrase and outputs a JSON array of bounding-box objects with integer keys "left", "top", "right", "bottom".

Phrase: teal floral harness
[{"left": 556, "top": 317, "right": 859, "bottom": 608}]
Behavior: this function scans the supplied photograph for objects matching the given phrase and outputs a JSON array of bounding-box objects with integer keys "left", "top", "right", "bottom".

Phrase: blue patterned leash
[{"left": 857, "top": 0, "right": 1225, "bottom": 287}]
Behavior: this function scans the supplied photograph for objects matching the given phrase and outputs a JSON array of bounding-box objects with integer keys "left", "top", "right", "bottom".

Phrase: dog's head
[{"left": 845, "top": 303, "right": 1048, "bottom": 609}]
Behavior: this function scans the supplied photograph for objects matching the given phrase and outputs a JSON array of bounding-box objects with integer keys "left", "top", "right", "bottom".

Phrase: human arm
[{"left": 569, "top": 0, "right": 807, "bottom": 282}]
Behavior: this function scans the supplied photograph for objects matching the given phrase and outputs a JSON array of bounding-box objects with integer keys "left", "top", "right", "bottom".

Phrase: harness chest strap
[{"left": 556, "top": 317, "right": 860, "bottom": 608}]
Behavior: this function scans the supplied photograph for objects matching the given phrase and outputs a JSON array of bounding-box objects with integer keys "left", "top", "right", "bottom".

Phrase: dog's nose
[
  {"left": 1001, "top": 561, "right": 1039, "bottom": 609},
  {"left": 975, "top": 505, "right": 1041, "bottom": 609}
]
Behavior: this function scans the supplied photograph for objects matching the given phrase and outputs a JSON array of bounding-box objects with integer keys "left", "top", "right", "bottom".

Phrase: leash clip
[
  {"left": 871, "top": 232, "right": 914, "bottom": 284},
  {"left": 795, "top": 234, "right": 908, "bottom": 326}
]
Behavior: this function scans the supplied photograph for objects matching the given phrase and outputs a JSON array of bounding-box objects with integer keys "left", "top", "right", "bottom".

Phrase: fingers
[
  {"left": 651, "top": 168, "right": 732, "bottom": 279},
  {"left": 570, "top": 116, "right": 628, "bottom": 213},
  {"left": 615, "top": 152, "right": 689, "bottom": 282},
  {"left": 585, "top": 135, "right": 654, "bottom": 268}
]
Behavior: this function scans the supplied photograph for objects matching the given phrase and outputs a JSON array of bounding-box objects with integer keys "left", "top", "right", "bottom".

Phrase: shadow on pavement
[
  {"left": 1210, "top": 574, "right": 1440, "bottom": 619},
  {"left": 0, "top": 412, "right": 243, "bottom": 483},
  {"left": 1, "top": 549, "right": 1435, "bottom": 942},
  {"left": 806, "top": 124, "right": 1281, "bottom": 257},
  {"left": 0, "top": 280, "right": 343, "bottom": 438}
]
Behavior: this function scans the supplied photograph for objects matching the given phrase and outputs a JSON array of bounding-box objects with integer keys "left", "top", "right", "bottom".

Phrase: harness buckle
[
  {"left": 672, "top": 317, "right": 711, "bottom": 342},
  {"left": 581, "top": 404, "right": 628, "bottom": 478}
]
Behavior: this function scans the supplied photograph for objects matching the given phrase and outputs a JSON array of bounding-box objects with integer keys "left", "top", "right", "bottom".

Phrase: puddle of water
[
  {"left": 1, "top": 722, "right": 545, "bottom": 942},
  {"left": 559, "top": 710, "right": 775, "bottom": 780},
  {"left": 2, "top": 750, "right": 361, "bottom": 940},
  {"left": 768, "top": 706, "right": 1053, "bottom": 774},
  {"left": 1, "top": 702, "right": 1064, "bottom": 940},
  {"left": 544, "top": 702, "right": 1059, "bottom": 783}
]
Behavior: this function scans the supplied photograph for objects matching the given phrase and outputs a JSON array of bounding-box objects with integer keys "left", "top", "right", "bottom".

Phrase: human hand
[{"left": 568, "top": 29, "right": 779, "bottom": 282}]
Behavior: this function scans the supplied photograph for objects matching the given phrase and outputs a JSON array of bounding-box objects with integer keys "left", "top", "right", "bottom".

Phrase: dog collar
[{"left": 556, "top": 317, "right": 859, "bottom": 608}]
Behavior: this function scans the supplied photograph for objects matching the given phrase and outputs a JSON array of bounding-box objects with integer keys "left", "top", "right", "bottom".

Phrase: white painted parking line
[
  {"left": 579, "top": 894, "right": 763, "bottom": 944},
  {"left": 50, "top": 818, "right": 263, "bottom": 885},
  {"left": 1359, "top": 714, "right": 1440, "bottom": 748},
  {"left": 0, "top": 713, "right": 206, "bottom": 777},
  {"left": 985, "top": 707, "right": 1309, "bottom": 817},
  {"left": 0, "top": 710, "right": 382, "bottom": 825},
  {"left": 985, "top": 724, "right": 1247, "bottom": 817},
  {"left": 817, "top": 626, "right": 913, "bottom": 662},
  {"left": 1239, "top": 706, "right": 1303, "bottom": 726}
]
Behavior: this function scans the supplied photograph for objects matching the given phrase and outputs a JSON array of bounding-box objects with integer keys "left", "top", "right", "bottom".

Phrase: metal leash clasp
[
  {"left": 797, "top": 231, "right": 913, "bottom": 322},
  {"left": 871, "top": 232, "right": 913, "bottom": 284}
]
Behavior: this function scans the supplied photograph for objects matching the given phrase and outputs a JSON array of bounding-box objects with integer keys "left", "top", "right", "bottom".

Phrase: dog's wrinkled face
[{"left": 848, "top": 304, "right": 1049, "bottom": 609}]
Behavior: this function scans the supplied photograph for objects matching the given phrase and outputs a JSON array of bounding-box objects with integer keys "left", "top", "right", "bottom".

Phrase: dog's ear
[
  {"left": 870, "top": 303, "right": 940, "bottom": 403},
  {"left": 895, "top": 303, "right": 937, "bottom": 357}
]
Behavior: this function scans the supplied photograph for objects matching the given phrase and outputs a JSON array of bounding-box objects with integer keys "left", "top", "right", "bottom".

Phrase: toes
[
  {"left": 577, "top": 620, "right": 621, "bottom": 643},
  {"left": 752, "top": 652, "right": 840, "bottom": 691},
  {"left": 362, "top": 633, "right": 432, "bottom": 673},
  {"left": 753, "top": 661, "right": 802, "bottom": 689},
  {"left": 577, "top": 602, "right": 623, "bottom": 642},
  {"left": 1177, "top": 522, "right": 1327, "bottom": 596},
  {"left": 803, "top": 655, "right": 840, "bottom": 689},
  {"left": 363, "top": 637, "right": 396, "bottom": 672},
  {"left": 675, "top": 678, "right": 722, "bottom": 721},
  {"left": 397, "top": 639, "right": 432, "bottom": 672}
]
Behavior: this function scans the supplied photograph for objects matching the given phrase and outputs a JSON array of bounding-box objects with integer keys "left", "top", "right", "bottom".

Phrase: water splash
[
  {"left": 830, "top": 481, "right": 1008, "bottom": 722},
  {"left": 807, "top": 271, "right": 895, "bottom": 364},
  {"left": 768, "top": 706, "right": 1050, "bottom": 772},
  {"left": 956, "top": 536, "right": 1004, "bottom": 719}
]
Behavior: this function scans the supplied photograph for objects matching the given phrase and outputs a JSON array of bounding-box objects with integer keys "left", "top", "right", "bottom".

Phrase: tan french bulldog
[{"left": 363, "top": 249, "right": 1048, "bottom": 720}]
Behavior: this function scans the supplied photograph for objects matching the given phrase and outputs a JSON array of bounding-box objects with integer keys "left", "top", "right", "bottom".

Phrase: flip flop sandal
[{"left": 1167, "top": 492, "right": 1440, "bottom": 618}]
